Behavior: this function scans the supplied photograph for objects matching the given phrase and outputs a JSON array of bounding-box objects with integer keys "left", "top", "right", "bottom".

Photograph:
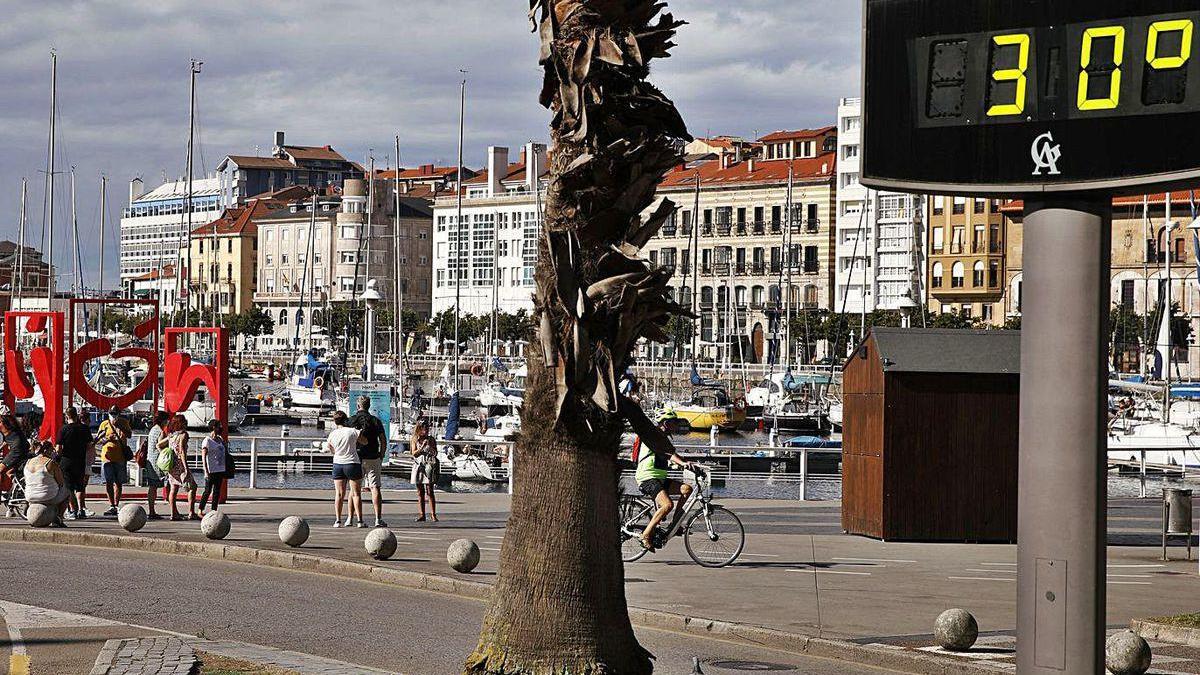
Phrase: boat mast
[
  {"left": 453, "top": 74, "right": 466, "bottom": 391},
  {"left": 46, "top": 50, "right": 57, "bottom": 306},
  {"left": 783, "top": 163, "right": 795, "bottom": 368},
  {"left": 1165, "top": 191, "right": 1173, "bottom": 423},
  {"left": 182, "top": 59, "right": 201, "bottom": 330},
  {"left": 689, "top": 173, "right": 700, "bottom": 361},
  {"left": 98, "top": 176, "right": 107, "bottom": 336},
  {"left": 69, "top": 168, "right": 78, "bottom": 302},
  {"left": 393, "top": 136, "right": 405, "bottom": 392},
  {"left": 1141, "top": 194, "right": 1149, "bottom": 378},
  {"left": 13, "top": 180, "right": 27, "bottom": 306}
]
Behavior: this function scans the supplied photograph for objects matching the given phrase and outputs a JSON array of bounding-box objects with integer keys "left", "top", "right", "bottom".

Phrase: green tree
[{"left": 496, "top": 309, "right": 536, "bottom": 342}]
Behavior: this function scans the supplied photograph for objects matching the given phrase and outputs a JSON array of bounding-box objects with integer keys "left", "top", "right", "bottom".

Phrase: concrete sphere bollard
[
  {"left": 447, "top": 538, "right": 481, "bottom": 573},
  {"left": 365, "top": 528, "right": 397, "bottom": 560},
  {"left": 200, "top": 511, "right": 231, "bottom": 540},
  {"left": 25, "top": 503, "right": 55, "bottom": 528},
  {"left": 278, "top": 516, "right": 309, "bottom": 548},
  {"left": 1106, "top": 630, "right": 1152, "bottom": 675},
  {"left": 933, "top": 609, "right": 979, "bottom": 651},
  {"left": 118, "top": 504, "right": 148, "bottom": 532}
]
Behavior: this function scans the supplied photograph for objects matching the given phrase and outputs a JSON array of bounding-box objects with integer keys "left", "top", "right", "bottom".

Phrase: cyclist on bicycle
[
  {"left": 0, "top": 414, "right": 31, "bottom": 483},
  {"left": 631, "top": 426, "right": 697, "bottom": 552}
]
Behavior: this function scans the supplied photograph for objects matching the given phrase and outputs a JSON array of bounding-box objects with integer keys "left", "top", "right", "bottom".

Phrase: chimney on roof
[
  {"left": 720, "top": 153, "right": 732, "bottom": 170},
  {"left": 420, "top": 163, "right": 433, "bottom": 176},
  {"left": 747, "top": 158, "right": 756, "bottom": 174},
  {"left": 487, "top": 146, "right": 509, "bottom": 198},
  {"left": 273, "top": 131, "right": 286, "bottom": 157},
  {"left": 525, "top": 142, "right": 547, "bottom": 193},
  {"left": 734, "top": 144, "right": 743, "bottom": 164},
  {"left": 129, "top": 177, "right": 144, "bottom": 204}
]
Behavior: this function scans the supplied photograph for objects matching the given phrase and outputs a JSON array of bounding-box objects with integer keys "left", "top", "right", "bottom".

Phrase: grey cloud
[{"left": 0, "top": 0, "right": 861, "bottom": 284}]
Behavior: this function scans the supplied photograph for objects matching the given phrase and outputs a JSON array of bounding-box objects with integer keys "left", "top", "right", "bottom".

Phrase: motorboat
[
  {"left": 1107, "top": 417, "right": 1200, "bottom": 468},
  {"left": 477, "top": 412, "right": 521, "bottom": 440},
  {"left": 283, "top": 352, "right": 338, "bottom": 410},
  {"left": 764, "top": 395, "right": 827, "bottom": 431},
  {"left": 746, "top": 370, "right": 833, "bottom": 417},
  {"left": 662, "top": 387, "right": 747, "bottom": 432}
]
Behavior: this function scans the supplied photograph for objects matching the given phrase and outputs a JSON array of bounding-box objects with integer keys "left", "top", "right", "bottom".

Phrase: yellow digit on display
[
  {"left": 987, "top": 33, "right": 1030, "bottom": 117},
  {"left": 1078, "top": 26, "right": 1125, "bottom": 111},
  {"left": 1147, "top": 19, "right": 1194, "bottom": 69}
]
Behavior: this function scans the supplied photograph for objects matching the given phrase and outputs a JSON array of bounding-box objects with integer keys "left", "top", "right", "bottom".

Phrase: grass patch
[
  {"left": 196, "top": 651, "right": 300, "bottom": 675},
  {"left": 1145, "top": 613, "right": 1200, "bottom": 629}
]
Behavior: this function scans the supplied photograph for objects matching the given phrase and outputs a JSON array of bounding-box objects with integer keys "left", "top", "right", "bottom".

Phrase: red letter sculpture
[
  {"left": 163, "top": 327, "right": 229, "bottom": 438},
  {"left": 3, "top": 312, "right": 65, "bottom": 440},
  {"left": 68, "top": 304, "right": 160, "bottom": 413}
]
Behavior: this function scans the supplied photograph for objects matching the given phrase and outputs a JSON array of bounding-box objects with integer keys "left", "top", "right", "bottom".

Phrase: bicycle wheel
[
  {"left": 684, "top": 504, "right": 745, "bottom": 568},
  {"left": 619, "top": 494, "right": 653, "bottom": 563}
]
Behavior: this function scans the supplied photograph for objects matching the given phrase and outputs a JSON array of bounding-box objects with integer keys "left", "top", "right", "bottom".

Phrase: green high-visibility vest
[{"left": 634, "top": 440, "right": 668, "bottom": 483}]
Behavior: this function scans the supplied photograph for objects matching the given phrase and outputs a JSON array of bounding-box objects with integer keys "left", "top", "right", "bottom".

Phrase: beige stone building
[
  {"left": 253, "top": 178, "right": 432, "bottom": 352},
  {"left": 925, "top": 196, "right": 1009, "bottom": 324},
  {"left": 185, "top": 202, "right": 267, "bottom": 316},
  {"left": 643, "top": 129, "right": 838, "bottom": 363}
]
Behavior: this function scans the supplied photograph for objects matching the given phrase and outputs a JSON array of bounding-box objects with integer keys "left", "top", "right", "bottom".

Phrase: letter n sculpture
[
  {"left": 3, "top": 312, "right": 65, "bottom": 441},
  {"left": 163, "top": 327, "right": 229, "bottom": 439}
]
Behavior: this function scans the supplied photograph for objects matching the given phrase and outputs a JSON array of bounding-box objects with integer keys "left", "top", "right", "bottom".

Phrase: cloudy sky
[{"left": 0, "top": 1, "right": 862, "bottom": 286}]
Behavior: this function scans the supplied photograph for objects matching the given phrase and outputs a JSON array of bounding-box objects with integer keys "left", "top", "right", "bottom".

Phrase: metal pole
[
  {"left": 1017, "top": 198, "right": 1110, "bottom": 674},
  {"left": 46, "top": 50, "right": 57, "bottom": 305},
  {"left": 249, "top": 438, "right": 258, "bottom": 490},
  {"left": 453, "top": 75, "right": 466, "bottom": 391}
]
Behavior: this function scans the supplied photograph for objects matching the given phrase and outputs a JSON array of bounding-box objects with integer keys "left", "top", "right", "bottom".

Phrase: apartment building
[
  {"left": 376, "top": 164, "right": 477, "bottom": 200},
  {"left": 643, "top": 130, "right": 838, "bottom": 363},
  {"left": 834, "top": 98, "right": 924, "bottom": 319},
  {"left": 0, "top": 241, "right": 54, "bottom": 312},
  {"left": 431, "top": 143, "right": 549, "bottom": 316},
  {"left": 186, "top": 201, "right": 269, "bottom": 316},
  {"left": 119, "top": 176, "right": 223, "bottom": 289},
  {"left": 215, "top": 131, "right": 363, "bottom": 207},
  {"left": 253, "top": 179, "right": 433, "bottom": 351},
  {"left": 925, "top": 196, "right": 1009, "bottom": 324}
]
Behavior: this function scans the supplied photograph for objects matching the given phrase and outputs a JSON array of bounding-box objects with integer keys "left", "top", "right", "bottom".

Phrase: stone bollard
[
  {"left": 118, "top": 504, "right": 148, "bottom": 532},
  {"left": 447, "top": 538, "right": 480, "bottom": 573},
  {"left": 933, "top": 608, "right": 978, "bottom": 651},
  {"left": 365, "top": 528, "right": 398, "bottom": 560},
  {"left": 278, "top": 516, "right": 310, "bottom": 548},
  {"left": 1105, "top": 630, "right": 1152, "bottom": 675},
  {"left": 25, "top": 503, "right": 55, "bottom": 528},
  {"left": 200, "top": 511, "right": 231, "bottom": 540}
]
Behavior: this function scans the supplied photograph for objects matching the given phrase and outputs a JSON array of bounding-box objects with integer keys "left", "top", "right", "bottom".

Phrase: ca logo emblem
[{"left": 1031, "top": 132, "right": 1062, "bottom": 176}]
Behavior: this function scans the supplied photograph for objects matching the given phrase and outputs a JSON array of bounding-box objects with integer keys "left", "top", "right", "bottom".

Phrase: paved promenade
[{"left": 2, "top": 487, "right": 1198, "bottom": 672}]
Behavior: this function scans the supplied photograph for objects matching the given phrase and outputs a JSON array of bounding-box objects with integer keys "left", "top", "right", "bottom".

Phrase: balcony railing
[
  {"left": 701, "top": 224, "right": 714, "bottom": 236},
  {"left": 752, "top": 221, "right": 766, "bottom": 236},
  {"left": 716, "top": 223, "right": 732, "bottom": 236},
  {"left": 751, "top": 262, "right": 767, "bottom": 275},
  {"left": 681, "top": 224, "right": 693, "bottom": 237},
  {"left": 735, "top": 222, "right": 748, "bottom": 236},
  {"left": 701, "top": 264, "right": 714, "bottom": 276},
  {"left": 661, "top": 225, "right": 678, "bottom": 237},
  {"left": 714, "top": 263, "right": 731, "bottom": 276},
  {"left": 769, "top": 221, "right": 783, "bottom": 235},
  {"left": 734, "top": 263, "right": 748, "bottom": 275}
]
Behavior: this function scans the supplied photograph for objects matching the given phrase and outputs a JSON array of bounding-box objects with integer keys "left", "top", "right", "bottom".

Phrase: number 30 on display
[{"left": 986, "top": 19, "right": 1194, "bottom": 117}]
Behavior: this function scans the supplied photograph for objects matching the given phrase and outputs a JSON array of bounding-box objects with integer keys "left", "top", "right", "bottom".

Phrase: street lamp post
[{"left": 361, "top": 279, "right": 381, "bottom": 381}]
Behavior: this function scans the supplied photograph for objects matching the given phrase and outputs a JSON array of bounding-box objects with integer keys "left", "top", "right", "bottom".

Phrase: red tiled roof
[
  {"left": 1001, "top": 190, "right": 1200, "bottom": 214},
  {"left": 377, "top": 165, "right": 463, "bottom": 180},
  {"left": 658, "top": 154, "right": 837, "bottom": 189},
  {"left": 133, "top": 264, "right": 175, "bottom": 282},
  {"left": 757, "top": 126, "right": 837, "bottom": 143},
  {"left": 462, "top": 162, "right": 550, "bottom": 186},
  {"left": 247, "top": 185, "right": 314, "bottom": 201},
  {"left": 191, "top": 200, "right": 273, "bottom": 236}
]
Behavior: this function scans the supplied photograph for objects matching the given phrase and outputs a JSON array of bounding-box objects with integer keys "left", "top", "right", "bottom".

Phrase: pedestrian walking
[
  {"left": 56, "top": 407, "right": 95, "bottom": 520},
  {"left": 96, "top": 407, "right": 133, "bottom": 516},
  {"left": 352, "top": 396, "right": 388, "bottom": 527},
  {"left": 327, "top": 410, "right": 363, "bottom": 528},
  {"left": 198, "top": 420, "right": 227, "bottom": 514},
  {"left": 410, "top": 420, "right": 439, "bottom": 522},
  {"left": 160, "top": 414, "right": 198, "bottom": 521},
  {"left": 140, "top": 412, "right": 170, "bottom": 520}
]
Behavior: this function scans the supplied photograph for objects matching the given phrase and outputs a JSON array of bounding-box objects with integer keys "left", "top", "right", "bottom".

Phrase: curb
[
  {"left": 0, "top": 527, "right": 1004, "bottom": 675},
  {"left": 1132, "top": 618, "right": 1200, "bottom": 648}
]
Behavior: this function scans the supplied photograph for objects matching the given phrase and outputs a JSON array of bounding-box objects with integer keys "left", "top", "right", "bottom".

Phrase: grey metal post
[
  {"left": 800, "top": 448, "right": 808, "bottom": 502},
  {"left": 249, "top": 438, "right": 258, "bottom": 490},
  {"left": 1018, "top": 199, "right": 1110, "bottom": 674}
]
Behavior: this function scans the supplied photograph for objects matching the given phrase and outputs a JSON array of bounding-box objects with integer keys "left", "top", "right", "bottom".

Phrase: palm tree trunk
[{"left": 466, "top": 2, "right": 690, "bottom": 673}]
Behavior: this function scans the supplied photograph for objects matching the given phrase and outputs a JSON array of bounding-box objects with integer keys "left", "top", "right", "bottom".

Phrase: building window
[
  {"left": 951, "top": 262, "right": 965, "bottom": 288},
  {"left": 982, "top": 305, "right": 993, "bottom": 321},
  {"left": 1121, "top": 279, "right": 1135, "bottom": 309},
  {"left": 932, "top": 262, "right": 944, "bottom": 288},
  {"left": 932, "top": 197, "right": 944, "bottom": 216},
  {"left": 932, "top": 227, "right": 944, "bottom": 253},
  {"left": 843, "top": 145, "right": 859, "bottom": 160},
  {"left": 279, "top": 309, "right": 288, "bottom": 326},
  {"left": 988, "top": 261, "right": 999, "bottom": 288},
  {"left": 951, "top": 226, "right": 965, "bottom": 254},
  {"left": 974, "top": 199, "right": 985, "bottom": 214},
  {"left": 973, "top": 261, "right": 985, "bottom": 287}
]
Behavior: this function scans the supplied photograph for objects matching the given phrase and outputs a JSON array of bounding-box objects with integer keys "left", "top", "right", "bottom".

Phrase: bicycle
[
  {"left": 618, "top": 465, "right": 745, "bottom": 568},
  {"left": 1, "top": 474, "right": 29, "bottom": 519}
]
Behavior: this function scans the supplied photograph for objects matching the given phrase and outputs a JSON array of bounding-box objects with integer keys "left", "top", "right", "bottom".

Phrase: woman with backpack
[
  {"left": 198, "top": 419, "right": 228, "bottom": 515},
  {"left": 158, "top": 414, "right": 198, "bottom": 521}
]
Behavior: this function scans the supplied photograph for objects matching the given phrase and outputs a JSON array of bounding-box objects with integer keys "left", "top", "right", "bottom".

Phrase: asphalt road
[{"left": 0, "top": 542, "right": 895, "bottom": 675}]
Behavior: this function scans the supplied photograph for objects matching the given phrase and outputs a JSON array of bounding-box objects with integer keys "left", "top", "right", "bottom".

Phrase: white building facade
[
  {"left": 834, "top": 97, "right": 925, "bottom": 319},
  {"left": 431, "top": 143, "right": 548, "bottom": 317},
  {"left": 119, "top": 176, "right": 223, "bottom": 293}
]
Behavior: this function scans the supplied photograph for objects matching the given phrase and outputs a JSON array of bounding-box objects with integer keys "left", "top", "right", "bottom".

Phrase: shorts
[
  {"left": 59, "top": 460, "right": 88, "bottom": 492},
  {"left": 332, "top": 463, "right": 363, "bottom": 481},
  {"left": 361, "top": 458, "right": 383, "bottom": 489},
  {"left": 638, "top": 478, "right": 675, "bottom": 499},
  {"left": 101, "top": 462, "right": 129, "bottom": 485}
]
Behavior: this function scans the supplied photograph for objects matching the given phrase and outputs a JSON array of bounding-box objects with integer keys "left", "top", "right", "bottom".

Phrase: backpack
[
  {"left": 223, "top": 447, "right": 237, "bottom": 479},
  {"left": 155, "top": 444, "right": 175, "bottom": 473}
]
